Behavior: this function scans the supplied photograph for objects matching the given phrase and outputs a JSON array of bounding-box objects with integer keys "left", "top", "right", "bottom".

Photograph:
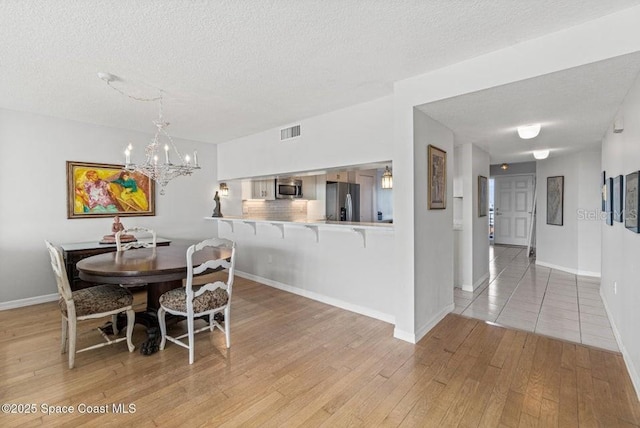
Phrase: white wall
[
  {"left": 217, "top": 223, "right": 395, "bottom": 322},
  {"left": 412, "top": 109, "right": 454, "bottom": 339},
  {"left": 0, "top": 108, "right": 218, "bottom": 304},
  {"left": 217, "top": 96, "right": 393, "bottom": 180},
  {"left": 536, "top": 150, "right": 601, "bottom": 276},
  {"left": 601, "top": 71, "right": 640, "bottom": 399},
  {"left": 452, "top": 144, "right": 489, "bottom": 291},
  {"left": 471, "top": 144, "right": 490, "bottom": 287}
]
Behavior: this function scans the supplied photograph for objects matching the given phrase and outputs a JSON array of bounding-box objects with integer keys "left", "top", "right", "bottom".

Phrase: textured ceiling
[
  {"left": 1, "top": 1, "right": 640, "bottom": 146},
  {"left": 417, "top": 53, "right": 640, "bottom": 163}
]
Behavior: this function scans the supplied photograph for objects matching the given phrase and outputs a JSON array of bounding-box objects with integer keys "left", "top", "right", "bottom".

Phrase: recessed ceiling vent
[{"left": 280, "top": 125, "right": 301, "bottom": 141}]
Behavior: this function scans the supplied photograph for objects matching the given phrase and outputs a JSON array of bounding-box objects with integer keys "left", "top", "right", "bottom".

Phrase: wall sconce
[
  {"left": 500, "top": 163, "right": 509, "bottom": 170},
  {"left": 219, "top": 182, "right": 229, "bottom": 196},
  {"left": 381, "top": 166, "right": 393, "bottom": 189}
]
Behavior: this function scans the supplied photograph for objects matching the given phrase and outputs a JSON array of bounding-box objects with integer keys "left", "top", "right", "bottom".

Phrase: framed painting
[
  {"left": 546, "top": 176, "right": 564, "bottom": 226},
  {"left": 613, "top": 174, "right": 624, "bottom": 223},
  {"left": 428, "top": 145, "right": 447, "bottom": 209},
  {"left": 601, "top": 171, "right": 606, "bottom": 212},
  {"left": 606, "top": 177, "right": 613, "bottom": 226},
  {"left": 625, "top": 171, "right": 639, "bottom": 233},
  {"left": 478, "top": 175, "right": 488, "bottom": 217},
  {"left": 67, "top": 161, "right": 155, "bottom": 219}
]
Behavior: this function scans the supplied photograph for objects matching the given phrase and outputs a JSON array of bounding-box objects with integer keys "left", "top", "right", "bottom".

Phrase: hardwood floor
[{"left": 2, "top": 277, "right": 639, "bottom": 427}]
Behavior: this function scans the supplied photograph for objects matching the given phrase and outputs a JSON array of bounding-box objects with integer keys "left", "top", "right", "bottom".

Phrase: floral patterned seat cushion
[
  {"left": 159, "top": 287, "right": 229, "bottom": 314},
  {"left": 59, "top": 285, "right": 133, "bottom": 317}
]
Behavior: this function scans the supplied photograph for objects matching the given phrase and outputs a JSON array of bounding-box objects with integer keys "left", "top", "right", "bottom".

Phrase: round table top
[{"left": 76, "top": 244, "right": 232, "bottom": 285}]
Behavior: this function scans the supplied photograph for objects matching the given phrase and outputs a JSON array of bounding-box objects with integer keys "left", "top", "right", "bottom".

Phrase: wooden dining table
[{"left": 76, "top": 244, "right": 232, "bottom": 355}]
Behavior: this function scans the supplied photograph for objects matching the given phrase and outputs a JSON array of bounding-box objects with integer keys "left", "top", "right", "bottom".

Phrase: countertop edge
[{"left": 204, "top": 216, "right": 393, "bottom": 231}]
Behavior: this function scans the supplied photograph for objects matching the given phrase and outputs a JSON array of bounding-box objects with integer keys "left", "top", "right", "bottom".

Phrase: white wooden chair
[
  {"left": 45, "top": 241, "right": 135, "bottom": 368},
  {"left": 115, "top": 227, "right": 156, "bottom": 251},
  {"left": 158, "top": 238, "right": 236, "bottom": 364}
]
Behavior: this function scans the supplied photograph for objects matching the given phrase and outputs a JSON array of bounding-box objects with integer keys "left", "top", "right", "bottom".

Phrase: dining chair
[
  {"left": 158, "top": 238, "right": 236, "bottom": 364},
  {"left": 115, "top": 227, "right": 157, "bottom": 251},
  {"left": 45, "top": 240, "right": 135, "bottom": 368}
]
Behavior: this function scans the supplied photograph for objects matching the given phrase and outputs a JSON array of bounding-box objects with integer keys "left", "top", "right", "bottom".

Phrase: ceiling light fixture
[
  {"left": 533, "top": 149, "right": 550, "bottom": 160},
  {"left": 381, "top": 166, "right": 393, "bottom": 189},
  {"left": 99, "top": 72, "right": 200, "bottom": 195},
  {"left": 517, "top": 124, "right": 541, "bottom": 139},
  {"left": 500, "top": 163, "right": 509, "bottom": 170}
]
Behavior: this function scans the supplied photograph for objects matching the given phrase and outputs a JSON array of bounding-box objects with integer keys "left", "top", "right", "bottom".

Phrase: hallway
[{"left": 453, "top": 245, "right": 619, "bottom": 352}]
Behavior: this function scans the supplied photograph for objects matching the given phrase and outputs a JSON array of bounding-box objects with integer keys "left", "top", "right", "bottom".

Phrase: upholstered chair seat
[
  {"left": 59, "top": 285, "right": 134, "bottom": 317},
  {"left": 159, "top": 287, "right": 228, "bottom": 314}
]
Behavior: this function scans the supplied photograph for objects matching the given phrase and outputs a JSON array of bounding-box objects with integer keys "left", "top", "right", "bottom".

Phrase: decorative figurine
[
  {"left": 212, "top": 191, "right": 223, "bottom": 217},
  {"left": 100, "top": 215, "right": 136, "bottom": 244}
]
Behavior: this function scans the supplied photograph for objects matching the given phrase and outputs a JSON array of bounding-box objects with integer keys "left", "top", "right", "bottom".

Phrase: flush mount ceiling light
[
  {"left": 500, "top": 163, "right": 509, "bottom": 170},
  {"left": 533, "top": 149, "right": 550, "bottom": 160},
  {"left": 381, "top": 166, "right": 393, "bottom": 189},
  {"left": 517, "top": 124, "right": 541, "bottom": 139}
]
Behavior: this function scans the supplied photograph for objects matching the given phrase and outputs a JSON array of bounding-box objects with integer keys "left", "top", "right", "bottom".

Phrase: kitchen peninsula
[{"left": 210, "top": 163, "right": 395, "bottom": 325}]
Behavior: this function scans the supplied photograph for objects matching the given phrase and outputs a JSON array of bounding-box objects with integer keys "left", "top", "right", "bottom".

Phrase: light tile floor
[{"left": 453, "top": 245, "right": 619, "bottom": 352}]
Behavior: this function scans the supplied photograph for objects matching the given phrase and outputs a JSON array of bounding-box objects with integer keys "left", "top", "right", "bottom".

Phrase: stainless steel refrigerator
[{"left": 326, "top": 182, "right": 360, "bottom": 222}]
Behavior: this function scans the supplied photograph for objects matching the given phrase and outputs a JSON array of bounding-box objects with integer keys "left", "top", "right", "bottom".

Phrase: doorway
[{"left": 493, "top": 174, "right": 535, "bottom": 246}]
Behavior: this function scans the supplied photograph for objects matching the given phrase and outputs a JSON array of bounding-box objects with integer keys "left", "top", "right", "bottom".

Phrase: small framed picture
[
  {"left": 606, "top": 177, "right": 613, "bottom": 226},
  {"left": 613, "top": 175, "right": 624, "bottom": 223},
  {"left": 546, "top": 176, "right": 564, "bottom": 226},
  {"left": 478, "top": 175, "right": 488, "bottom": 217},
  {"left": 601, "top": 171, "right": 606, "bottom": 212},
  {"left": 428, "top": 145, "right": 447, "bottom": 210},
  {"left": 625, "top": 171, "right": 639, "bottom": 233}
]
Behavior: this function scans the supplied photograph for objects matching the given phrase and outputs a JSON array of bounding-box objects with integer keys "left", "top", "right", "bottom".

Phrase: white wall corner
[
  {"left": 601, "top": 288, "right": 640, "bottom": 401},
  {"left": 412, "top": 302, "right": 455, "bottom": 345}
]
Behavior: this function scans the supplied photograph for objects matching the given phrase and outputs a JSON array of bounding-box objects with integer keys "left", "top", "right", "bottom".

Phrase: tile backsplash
[{"left": 242, "top": 200, "right": 308, "bottom": 221}]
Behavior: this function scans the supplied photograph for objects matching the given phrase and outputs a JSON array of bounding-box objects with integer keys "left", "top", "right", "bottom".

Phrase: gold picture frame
[
  {"left": 67, "top": 161, "right": 155, "bottom": 219},
  {"left": 428, "top": 145, "right": 447, "bottom": 209}
]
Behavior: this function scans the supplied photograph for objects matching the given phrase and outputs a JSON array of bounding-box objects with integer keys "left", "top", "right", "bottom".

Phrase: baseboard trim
[
  {"left": 235, "top": 270, "right": 395, "bottom": 325},
  {"left": 0, "top": 293, "right": 58, "bottom": 311},
  {"left": 393, "top": 303, "right": 454, "bottom": 344},
  {"left": 600, "top": 288, "right": 640, "bottom": 401},
  {"left": 535, "top": 261, "right": 601, "bottom": 278}
]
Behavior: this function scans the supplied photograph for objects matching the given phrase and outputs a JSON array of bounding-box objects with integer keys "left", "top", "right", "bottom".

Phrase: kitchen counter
[
  {"left": 205, "top": 216, "right": 393, "bottom": 230},
  {"left": 205, "top": 216, "right": 392, "bottom": 247}
]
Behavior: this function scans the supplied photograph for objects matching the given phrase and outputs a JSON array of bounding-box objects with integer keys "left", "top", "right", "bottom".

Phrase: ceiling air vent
[{"left": 280, "top": 125, "right": 301, "bottom": 141}]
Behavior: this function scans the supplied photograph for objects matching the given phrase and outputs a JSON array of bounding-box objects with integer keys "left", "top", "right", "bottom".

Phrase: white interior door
[
  {"left": 494, "top": 174, "right": 534, "bottom": 246},
  {"left": 359, "top": 174, "right": 374, "bottom": 222}
]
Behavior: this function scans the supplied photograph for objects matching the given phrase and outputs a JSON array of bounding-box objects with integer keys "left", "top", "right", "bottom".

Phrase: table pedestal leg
[{"left": 134, "top": 279, "right": 182, "bottom": 355}]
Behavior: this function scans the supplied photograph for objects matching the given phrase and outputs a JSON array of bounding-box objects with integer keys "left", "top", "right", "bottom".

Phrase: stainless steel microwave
[{"left": 275, "top": 178, "right": 303, "bottom": 199}]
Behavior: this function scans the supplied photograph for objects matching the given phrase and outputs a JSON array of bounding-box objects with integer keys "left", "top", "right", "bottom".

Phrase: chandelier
[
  {"left": 124, "top": 93, "right": 200, "bottom": 195},
  {"left": 99, "top": 72, "right": 200, "bottom": 195}
]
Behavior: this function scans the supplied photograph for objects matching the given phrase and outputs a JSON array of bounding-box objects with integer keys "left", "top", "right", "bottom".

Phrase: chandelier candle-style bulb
[
  {"left": 193, "top": 151, "right": 198, "bottom": 167},
  {"left": 185, "top": 154, "right": 190, "bottom": 164},
  {"left": 125, "top": 149, "right": 131, "bottom": 165},
  {"left": 164, "top": 144, "right": 170, "bottom": 164}
]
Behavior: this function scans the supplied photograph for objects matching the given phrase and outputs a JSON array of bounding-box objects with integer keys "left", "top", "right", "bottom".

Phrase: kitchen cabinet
[
  {"left": 326, "top": 171, "right": 355, "bottom": 183},
  {"left": 252, "top": 180, "right": 275, "bottom": 200},
  {"left": 301, "top": 176, "right": 316, "bottom": 200}
]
